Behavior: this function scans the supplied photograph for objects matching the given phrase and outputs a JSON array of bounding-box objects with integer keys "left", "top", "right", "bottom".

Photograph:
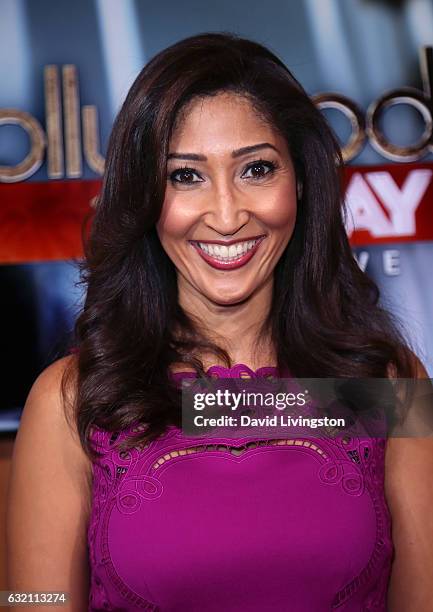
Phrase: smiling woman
[
  {"left": 157, "top": 93, "right": 297, "bottom": 311},
  {"left": 6, "top": 31, "right": 433, "bottom": 612}
]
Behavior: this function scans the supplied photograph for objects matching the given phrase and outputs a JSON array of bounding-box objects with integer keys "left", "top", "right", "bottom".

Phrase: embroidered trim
[
  {"left": 100, "top": 498, "right": 159, "bottom": 610},
  {"left": 150, "top": 438, "right": 328, "bottom": 470},
  {"left": 87, "top": 365, "right": 392, "bottom": 610},
  {"left": 87, "top": 428, "right": 159, "bottom": 611},
  {"left": 331, "top": 438, "right": 392, "bottom": 608}
]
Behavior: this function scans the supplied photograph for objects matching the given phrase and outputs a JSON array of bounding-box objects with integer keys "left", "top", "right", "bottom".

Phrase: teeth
[{"left": 197, "top": 238, "right": 261, "bottom": 262}]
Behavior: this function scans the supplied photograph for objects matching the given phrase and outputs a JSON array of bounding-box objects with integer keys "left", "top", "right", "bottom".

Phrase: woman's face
[{"left": 156, "top": 92, "right": 298, "bottom": 307}]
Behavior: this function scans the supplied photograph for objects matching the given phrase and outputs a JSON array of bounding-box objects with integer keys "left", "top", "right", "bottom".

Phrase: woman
[{"left": 7, "top": 32, "right": 433, "bottom": 611}]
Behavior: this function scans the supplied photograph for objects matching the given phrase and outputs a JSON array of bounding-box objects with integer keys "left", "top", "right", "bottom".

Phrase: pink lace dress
[{"left": 87, "top": 364, "right": 393, "bottom": 611}]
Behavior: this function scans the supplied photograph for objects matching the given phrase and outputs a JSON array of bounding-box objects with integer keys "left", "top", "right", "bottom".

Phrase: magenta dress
[{"left": 87, "top": 364, "right": 393, "bottom": 611}]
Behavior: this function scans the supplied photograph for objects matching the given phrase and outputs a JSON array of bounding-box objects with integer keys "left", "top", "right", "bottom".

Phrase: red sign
[{"left": 1, "top": 162, "right": 432, "bottom": 264}]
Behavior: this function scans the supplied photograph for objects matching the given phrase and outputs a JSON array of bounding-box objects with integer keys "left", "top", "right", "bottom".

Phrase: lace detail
[
  {"left": 329, "top": 437, "right": 392, "bottom": 608},
  {"left": 170, "top": 362, "right": 286, "bottom": 382},
  {"left": 87, "top": 454, "right": 113, "bottom": 611},
  {"left": 87, "top": 426, "right": 159, "bottom": 610},
  {"left": 150, "top": 438, "right": 329, "bottom": 470},
  {"left": 87, "top": 363, "right": 392, "bottom": 610}
]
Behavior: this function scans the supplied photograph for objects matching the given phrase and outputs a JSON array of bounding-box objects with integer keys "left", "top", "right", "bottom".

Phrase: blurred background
[{"left": 1, "top": 0, "right": 433, "bottom": 585}]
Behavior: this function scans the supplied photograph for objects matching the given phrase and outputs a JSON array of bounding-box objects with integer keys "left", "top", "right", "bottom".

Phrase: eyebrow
[{"left": 167, "top": 142, "right": 280, "bottom": 161}]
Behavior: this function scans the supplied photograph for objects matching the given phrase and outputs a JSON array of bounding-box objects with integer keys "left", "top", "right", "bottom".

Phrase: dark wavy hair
[{"left": 61, "top": 31, "right": 417, "bottom": 458}]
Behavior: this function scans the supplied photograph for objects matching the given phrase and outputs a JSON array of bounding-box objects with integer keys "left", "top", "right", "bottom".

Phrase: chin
[{"left": 206, "top": 289, "right": 253, "bottom": 306}]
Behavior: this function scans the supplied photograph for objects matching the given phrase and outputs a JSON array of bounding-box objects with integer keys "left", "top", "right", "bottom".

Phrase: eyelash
[{"left": 168, "top": 159, "right": 279, "bottom": 184}]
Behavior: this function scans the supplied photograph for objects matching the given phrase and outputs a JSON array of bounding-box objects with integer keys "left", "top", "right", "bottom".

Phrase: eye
[
  {"left": 169, "top": 166, "right": 203, "bottom": 185},
  {"left": 242, "top": 159, "right": 278, "bottom": 180}
]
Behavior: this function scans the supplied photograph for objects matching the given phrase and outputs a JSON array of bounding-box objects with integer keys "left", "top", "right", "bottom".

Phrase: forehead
[{"left": 169, "top": 92, "right": 284, "bottom": 152}]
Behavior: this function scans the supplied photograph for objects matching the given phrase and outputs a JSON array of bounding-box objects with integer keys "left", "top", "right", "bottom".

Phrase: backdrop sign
[{"left": 0, "top": 0, "right": 432, "bottom": 431}]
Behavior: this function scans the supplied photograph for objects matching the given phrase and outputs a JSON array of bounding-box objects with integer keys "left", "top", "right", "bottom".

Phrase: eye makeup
[{"left": 167, "top": 158, "right": 280, "bottom": 185}]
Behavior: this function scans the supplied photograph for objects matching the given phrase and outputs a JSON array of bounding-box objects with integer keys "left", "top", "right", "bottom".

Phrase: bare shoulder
[
  {"left": 384, "top": 351, "right": 433, "bottom": 609},
  {"left": 25, "top": 353, "right": 76, "bottom": 405},
  {"left": 15, "top": 354, "right": 92, "bottom": 485},
  {"left": 22, "top": 353, "right": 76, "bottom": 414},
  {"left": 7, "top": 355, "right": 93, "bottom": 609},
  {"left": 385, "top": 350, "right": 432, "bottom": 468}
]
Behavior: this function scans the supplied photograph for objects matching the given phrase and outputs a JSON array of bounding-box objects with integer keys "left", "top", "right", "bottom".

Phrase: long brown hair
[{"left": 61, "top": 31, "right": 417, "bottom": 458}]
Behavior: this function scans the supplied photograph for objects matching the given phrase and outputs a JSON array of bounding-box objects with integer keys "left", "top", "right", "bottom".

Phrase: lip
[
  {"left": 189, "top": 235, "right": 267, "bottom": 270},
  {"left": 190, "top": 234, "right": 266, "bottom": 246}
]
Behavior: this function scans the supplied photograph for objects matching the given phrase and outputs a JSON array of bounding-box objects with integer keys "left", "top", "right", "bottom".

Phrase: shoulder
[
  {"left": 385, "top": 349, "right": 432, "bottom": 455},
  {"left": 13, "top": 354, "right": 92, "bottom": 487},
  {"left": 20, "top": 354, "right": 78, "bottom": 439},
  {"left": 21, "top": 353, "right": 75, "bottom": 400},
  {"left": 7, "top": 355, "right": 93, "bottom": 603},
  {"left": 384, "top": 351, "right": 433, "bottom": 604},
  {"left": 384, "top": 348, "right": 433, "bottom": 500},
  {"left": 28, "top": 353, "right": 77, "bottom": 397}
]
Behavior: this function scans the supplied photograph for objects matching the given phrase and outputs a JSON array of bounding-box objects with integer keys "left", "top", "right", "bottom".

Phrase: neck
[{"left": 177, "top": 275, "right": 276, "bottom": 371}]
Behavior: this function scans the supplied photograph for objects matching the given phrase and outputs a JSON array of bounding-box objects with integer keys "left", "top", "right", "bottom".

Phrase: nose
[{"left": 203, "top": 182, "right": 250, "bottom": 236}]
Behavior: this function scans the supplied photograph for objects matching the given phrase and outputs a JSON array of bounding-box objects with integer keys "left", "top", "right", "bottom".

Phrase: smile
[{"left": 189, "top": 235, "right": 266, "bottom": 270}]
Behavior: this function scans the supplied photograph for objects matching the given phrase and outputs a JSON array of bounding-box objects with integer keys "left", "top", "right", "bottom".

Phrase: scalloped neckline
[{"left": 169, "top": 363, "right": 284, "bottom": 378}]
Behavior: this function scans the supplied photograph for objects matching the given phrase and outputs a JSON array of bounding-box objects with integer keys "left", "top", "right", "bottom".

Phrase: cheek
[
  {"left": 255, "top": 188, "right": 297, "bottom": 230},
  {"left": 156, "top": 197, "right": 196, "bottom": 243}
]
